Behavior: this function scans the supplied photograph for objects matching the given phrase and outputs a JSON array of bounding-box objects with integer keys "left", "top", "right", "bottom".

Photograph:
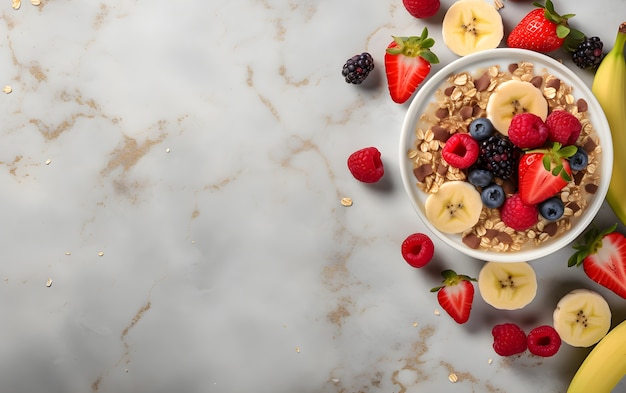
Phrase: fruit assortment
[{"left": 341, "top": 0, "right": 626, "bottom": 390}]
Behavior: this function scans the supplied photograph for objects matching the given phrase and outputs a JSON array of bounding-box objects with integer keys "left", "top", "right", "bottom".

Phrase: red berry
[
  {"left": 402, "top": 0, "right": 440, "bottom": 18},
  {"left": 347, "top": 147, "right": 384, "bottom": 183},
  {"left": 441, "top": 133, "right": 479, "bottom": 169},
  {"left": 527, "top": 325, "right": 561, "bottom": 357},
  {"left": 507, "top": 113, "right": 549, "bottom": 149},
  {"left": 500, "top": 193, "right": 538, "bottom": 231},
  {"left": 492, "top": 323, "right": 527, "bottom": 356},
  {"left": 546, "top": 110, "right": 582, "bottom": 145},
  {"left": 401, "top": 233, "right": 435, "bottom": 268}
]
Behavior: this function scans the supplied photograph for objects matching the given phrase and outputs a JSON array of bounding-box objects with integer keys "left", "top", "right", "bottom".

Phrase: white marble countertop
[{"left": 1, "top": 1, "right": 625, "bottom": 392}]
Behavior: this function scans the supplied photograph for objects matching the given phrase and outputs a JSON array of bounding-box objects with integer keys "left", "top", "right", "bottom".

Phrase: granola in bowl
[{"left": 399, "top": 49, "right": 612, "bottom": 263}]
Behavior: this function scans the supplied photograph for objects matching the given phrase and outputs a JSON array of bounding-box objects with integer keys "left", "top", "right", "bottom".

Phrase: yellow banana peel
[
  {"left": 567, "top": 318, "right": 626, "bottom": 393},
  {"left": 592, "top": 22, "right": 626, "bottom": 224}
]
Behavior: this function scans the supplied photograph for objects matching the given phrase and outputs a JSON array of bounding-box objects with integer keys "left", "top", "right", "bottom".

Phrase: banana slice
[
  {"left": 424, "top": 180, "right": 482, "bottom": 234},
  {"left": 478, "top": 261, "right": 537, "bottom": 310},
  {"left": 553, "top": 289, "right": 612, "bottom": 348},
  {"left": 441, "top": 0, "right": 504, "bottom": 57},
  {"left": 486, "top": 80, "right": 548, "bottom": 135}
]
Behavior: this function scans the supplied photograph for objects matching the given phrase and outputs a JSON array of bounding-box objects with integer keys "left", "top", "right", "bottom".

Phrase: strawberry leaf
[
  {"left": 568, "top": 224, "right": 619, "bottom": 267},
  {"left": 420, "top": 50, "right": 439, "bottom": 64},
  {"left": 556, "top": 25, "right": 571, "bottom": 39}
]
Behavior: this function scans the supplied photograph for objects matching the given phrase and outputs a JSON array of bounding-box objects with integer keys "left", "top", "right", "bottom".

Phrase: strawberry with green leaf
[
  {"left": 507, "top": 0, "right": 580, "bottom": 52},
  {"left": 384, "top": 27, "right": 439, "bottom": 104},
  {"left": 518, "top": 143, "right": 576, "bottom": 205},
  {"left": 569, "top": 224, "right": 626, "bottom": 299},
  {"left": 431, "top": 270, "right": 476, "bottom": 324}
]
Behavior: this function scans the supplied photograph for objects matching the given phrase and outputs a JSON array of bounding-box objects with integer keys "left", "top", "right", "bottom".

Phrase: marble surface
[{"left": 1, "top": 1, "right": 625, "bottom": 392}]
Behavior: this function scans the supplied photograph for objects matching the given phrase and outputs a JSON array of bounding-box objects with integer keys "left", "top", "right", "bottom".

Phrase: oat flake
[
  {"left": 30, "top": 0, "right": 41, "bottom": 5},
  {"left": 340, "top": 197, "right": 353, "bottom": 207},
  {"left": 3, "top": 86, "right": 12, "bottom": 94},
  {"left": 46, "top": 278, "right": 53, "bottom": 287},
  {"left": 448, "top": 373, "right": 459, "bottom": 383},
  {"left": 12, "top": 0, "right": 20, "bottom": 10},
  {"left": 97, "top": 251, "right": 104, "bottom": 257}
]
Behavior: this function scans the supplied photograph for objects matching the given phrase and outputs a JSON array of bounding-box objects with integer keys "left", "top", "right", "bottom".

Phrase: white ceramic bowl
[{"left": 399, "top": 48, "right": 613, "bottom": 263}]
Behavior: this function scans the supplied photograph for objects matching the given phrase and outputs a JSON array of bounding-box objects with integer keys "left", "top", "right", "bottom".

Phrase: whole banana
[
  {"left": 567, "top": 318, "right": 626, "bottom": 393},
  {"left": 592, "top": 22, "right": 626, "bottom": 224}
]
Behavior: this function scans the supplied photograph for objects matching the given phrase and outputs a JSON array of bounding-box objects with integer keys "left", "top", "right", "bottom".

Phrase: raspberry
[
  {"left": 546, "top": 110, "right": 582, "bottom": 145},
  {"left": 492, "top": 323, "right": 527, "bottom": 356},
  {"left": 347, "top": 147, "right": 384, "bottom": 183},
  {"left": 507, "top": 113, "right": 549, "bottom": 149},
  {"left": 527, "top": 325, "right": 561, "bottom": 357},
  {"left": 500, "top": 193, "right": 538, "bottom": 231},
  {"left": 342, "top": 53, "right": 375, "bottom": 84},
  {"left": 441, "top": 133, "right": 479, "bottom": 169},
  {"left": 401, "top": 233, "right": 435, "bottom": 268}
]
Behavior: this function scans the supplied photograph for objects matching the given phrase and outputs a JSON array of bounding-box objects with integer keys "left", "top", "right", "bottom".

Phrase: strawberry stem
[
  {"left": 386, "top": 27, "right": 440, "bottom": 65},
  {"left": 430, "top": 269, "right": 476, "bottom": 292}
]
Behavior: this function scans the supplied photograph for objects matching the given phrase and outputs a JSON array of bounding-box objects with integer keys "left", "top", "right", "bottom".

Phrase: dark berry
[
  {"left": 539, "top": 197, "right": 565, "bottom": 221},
  {"left": 342, "top": 52, "right": 375, "bottom": 84},
  {"left": 481, "top": 184, "right": 505, "bottom": 209},
  {"left": 527, "top": 325, "right": 561, "bottom": 357},
  {"left": 468, "top": 168, "right": 493, "bottom": 187},
  {"left": 469, "top": 118, "right": 495, "bottom": 141},
  {"left": 572, "top": 37, "right": 604, "bottom": 69},
  {"left": 569, "top": 147, "right": 588, "bottom": 171},
  {"left": 478, "top": 135, "right": 519, "bottom": 180},
  {"left": 401, "top": 233, "right": 435, "bottom": 268}
]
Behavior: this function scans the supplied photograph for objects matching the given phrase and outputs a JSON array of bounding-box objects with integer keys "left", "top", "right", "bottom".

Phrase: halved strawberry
[
  {"left": 518, "top": 143, "right": 576, "bottom": 205},
  {"left": 568, "top": 224, "right": 626, "bottom": 299},
  {"left": 430, "top": 270, "right": 475, "bottom": 324},
  {"left": 384, "top": 27, "right": 439, "bottom": 104}
]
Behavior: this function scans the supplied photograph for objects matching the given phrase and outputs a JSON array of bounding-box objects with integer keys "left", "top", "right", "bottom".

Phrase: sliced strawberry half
[
  {"left": 384, "top": 27, "right": 439, "bottom": 104},
  {"left": 431, "top": 270, "right": 475, "bottom": 324},
  {"left": 569, "top": 224, "right": 626, "bottom": 299},
  {"left": 518, "top": 143, "right": 576, "bottom": 205}
]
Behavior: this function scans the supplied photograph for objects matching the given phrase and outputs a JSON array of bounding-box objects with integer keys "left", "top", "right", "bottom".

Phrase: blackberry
[
  {"left": 572, "top": 37, "right": 604, "bottom": 69},
  {"left": 342, "top": 52, "right": 374, "bottom": 84},
  {"left": 478, "top": 135, "right": 519, "bottom": 180}
]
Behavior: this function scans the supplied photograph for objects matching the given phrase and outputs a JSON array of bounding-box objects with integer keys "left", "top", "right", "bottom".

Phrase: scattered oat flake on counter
[
  {"left": 31, "top": 0, "right": 41, "bottom": 5},
  {"left": 448, "top": 373, "right": 459, "bottom": 383},
  {"left": 340, "top": 197, "right": 352, "bottom": 207},
  {"left": 12, "top": 0, "right": 20, "bottom": 10},
  {"left": 98, "top": 251, "right": 104, "bottom": 257},
  {"left": 46, "top": 278, "right": 52, "bottom": 287},
  {"left": 45, "top": 159, "right": 51, "bottom": 165},
  {"left": 434, "top": 309, "right": 440, "bottom": 316},
  {"left": 3, "top": 86, "right": 12, "bottom": 94},
  {"left": 295, "top": 347, "right": 300, "bottom": 353},
  {"left": 494, "top": 0, "right": 503, "bottom": 10}
]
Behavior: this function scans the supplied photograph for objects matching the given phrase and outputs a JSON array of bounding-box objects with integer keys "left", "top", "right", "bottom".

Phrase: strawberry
[
  {"left": 430, "top": 270, "right": 475, "bottom": 324},
  {"left": 568, "top": 224, "right": 626, "bottom": 299},
  {"left": 517, "top": 143, "right": 576, "bottom": 205},
  {"left": 506, "top": 0, "right": 576, "bottom": 52},
  {"left": 385, "top": 28, "right": 439, "bottom": 104},
  {"left": 402, "top": 0, "right": 440, "bottom": 19}
]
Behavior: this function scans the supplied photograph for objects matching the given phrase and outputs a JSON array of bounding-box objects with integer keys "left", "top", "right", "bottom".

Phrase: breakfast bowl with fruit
[{"left": 399, "top": 48, "right": 613, "bottom": 263}]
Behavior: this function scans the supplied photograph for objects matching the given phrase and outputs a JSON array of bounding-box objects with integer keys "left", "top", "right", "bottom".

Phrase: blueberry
[
  {"left": 481, "top": 184, "right": 505, "bottom": 208},
  {"left": 468, "top": 168, "right": 494, "bottom": 187},
  {"left": 569, "top": 147, "right": 588, "bottom": 171},
  {"left": 469, "top": 118, "right": 495, "bottom": 141},
  {"left": 539, "top": 197, "right": 565, "bottom": 221}
]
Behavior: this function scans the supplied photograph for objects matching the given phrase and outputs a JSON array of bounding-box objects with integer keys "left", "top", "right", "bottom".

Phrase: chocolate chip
[
  {"left": 436, "top": 163, "right": 449, "bottom": 176},
  {"left": 530, "top": 76, "right": 543, "bottom": 88},
  {"left": 462, "top": 233, "right": 481, "bottom": 249},
  {"left": 436, "top": 107, "right": 449, "bottom": 119},
  {"left": 472, "top": 105, "right": 483, "bottom": 117},
  {"left": 546, "top": 78, "right": 561, "bottom": 89},
  {"left": 413, "top": 164, "right": 433, "bottom": 182},
  {"left": 583, "top": 137, "right": 597, "bottom": 153},
  {"left": 501, "top": 179, "right": 517, "bottom": 196},
  {"left": 460, "top": 105, "right": 473, "bottom": 120},
  {"left": 508, "top": 63, "right": 519, "bottom": 73},
  {"left": 577, "top": 98, "right": 588, "bottom": 113},
  {"left": 574, "top": 171, "right": 585, "bottom": 185},
  {"left": 485, "top": 229, "right": 499, "bottom": 240},
  {"left": 475, "top": 72, "right": 491, "bottom": 92},
  {"left": 544, "top": 222, "right": 558, "bottom": 237},
  {"left": 496, "top": 232, "right": 513, "bottom": 244},
  {"left": 568, "top": 202, "right": 580, "bottom": 213},
  {"left": 585, "top": 183, "right": 598, "bottom": 194},
  {"left": 432, "top": 126, "right": 450, "bottom": 142}
]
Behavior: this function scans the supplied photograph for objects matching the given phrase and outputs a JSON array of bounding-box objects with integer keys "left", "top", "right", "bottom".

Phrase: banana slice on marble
[
  {"left": 553, "top": 289, "right": 612, "bottom": 348},
  {"left": 441, "top": 0, "right": 504, "bottom": 57},
  {"left": 486, "top": 80, "right": 548, "bottom": 135},
  {"left": 478, "top": 261, "right": 538, "bottom": 310},
  {"left": 424, "top": 180, "right": 482, "bottom": 234}
]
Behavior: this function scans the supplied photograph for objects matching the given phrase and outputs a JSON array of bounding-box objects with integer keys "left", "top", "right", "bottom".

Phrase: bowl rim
[{"left": 399, "top": 48, "right": 613, "bottom": 262}]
